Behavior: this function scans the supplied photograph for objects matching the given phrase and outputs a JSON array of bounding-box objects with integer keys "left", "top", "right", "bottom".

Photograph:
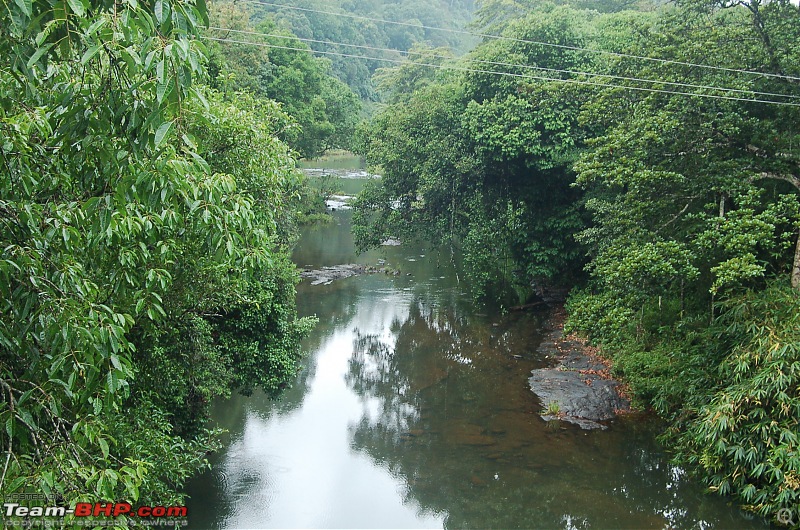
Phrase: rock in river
[
  {"left": 300, "top": 264, "right": 370, "bottom": 285},
  {"left": 529, "top": 308, "right": 630, "bottom": 430}
]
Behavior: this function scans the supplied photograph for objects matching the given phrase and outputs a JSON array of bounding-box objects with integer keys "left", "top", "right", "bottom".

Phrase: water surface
[{"left": 186, "top": 187, "right": 766, "bottom": 529}]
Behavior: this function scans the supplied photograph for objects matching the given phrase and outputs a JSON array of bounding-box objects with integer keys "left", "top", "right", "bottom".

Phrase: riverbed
[{"left": 184, "top": 178, "right": 766, "bottom": 529}]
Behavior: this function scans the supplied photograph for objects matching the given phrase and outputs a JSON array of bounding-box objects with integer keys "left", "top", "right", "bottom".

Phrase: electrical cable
[
  {"left": 235, "top": 0, "right": 800, "bottom": 82},
  {"left": 208, "top": 25, "right": 800, "bottom": 101},
  {"left": 200, "top": 35, "right": 800, "bottom": 106}
]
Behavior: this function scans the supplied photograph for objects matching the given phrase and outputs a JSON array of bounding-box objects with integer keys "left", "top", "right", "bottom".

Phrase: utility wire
[
  {"left": 235, "top": 0, "right": 800, "bottom": 82},
  {"left": 208, "top": 26, "right": 800, "bottom": 101},
  {"left": 201, "top": 35, "right": 800, "bottom": 107}
]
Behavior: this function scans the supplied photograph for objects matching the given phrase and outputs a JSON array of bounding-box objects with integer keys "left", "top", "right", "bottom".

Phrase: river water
[{"left": 185, "top": 177, "right": 767, "bottom": 529}]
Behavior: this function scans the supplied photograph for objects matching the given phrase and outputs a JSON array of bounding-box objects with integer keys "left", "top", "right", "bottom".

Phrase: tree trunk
[{"left": 792, "top": 229, "right": 800, "bottom": 290}]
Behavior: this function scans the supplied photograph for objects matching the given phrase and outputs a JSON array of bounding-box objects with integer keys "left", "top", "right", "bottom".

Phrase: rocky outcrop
[{"left": 529, "top": 308, "right": 630, "bottom": 430}]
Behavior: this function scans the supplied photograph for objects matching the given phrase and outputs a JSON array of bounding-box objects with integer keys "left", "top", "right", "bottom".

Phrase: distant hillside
[{"left": 248, "top": 0, "right": 477, "bottom": 99}]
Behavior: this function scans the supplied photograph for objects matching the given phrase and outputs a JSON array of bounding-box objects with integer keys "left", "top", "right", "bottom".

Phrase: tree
[
  {"left": 205, "top": 1, "right": 362, "bottom": 157},
  {"left": 565, "top": 1, "right": 800, "bottom": 521},
  {"left": 355, "top": 5, "right": 593, "bottom": 303},
  {"left": 0, "top": 0, "right": 312, "bottom": 515},
  {"left": 250, "top": 0, "right": 476, "bottom": 99}
]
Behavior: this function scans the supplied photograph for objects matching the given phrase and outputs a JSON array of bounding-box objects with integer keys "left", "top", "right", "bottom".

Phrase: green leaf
[
  {"left": 181, "top": 133, "right": 197, "bottom": 151},
  {"left": 99, "top": 437, "right": 109, "bottom": 459},
  {"left": 26, "top": 44, "right": 54, "bottom": 69},
  {"left": 6, "top": 476, "right": 26, "bottom": 493},
  {"left": 154, "top": 120, "right": 173, "bottom": 150},
  {"left": 13, "top": 0, "right": 31, "bottom": 17},
  {"left": 110, "top": 354, "right": 123, "bottom": 371},
  {"left": 19, "top": 409, "right": 36, "bottom": 431},
  {"left": 190, "top": 85, "right": 209, "bottom": 110},
  {"left": 154, "top": 0, "right": 170, "bottom": 25},
  {"left": 196, "top": 0, "right": 209, "bottom": 26},
  {"left": 156, "top": 76, "right": 171, "bottom": 103},
  {"left": 87, "top": 17, "right": 108, "bottom": 35},
  {"left": 156, "top": 59, "right": 165, "bottom": 84},
  {"left": 81, "top": 44, "right": 101, "bottom": 65},
  {"left": 66, "top": 0, "right": 86, "bottom": 16}
]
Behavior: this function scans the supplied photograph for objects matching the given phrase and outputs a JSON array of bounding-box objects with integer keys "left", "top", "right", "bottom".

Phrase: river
[{"left": 184, "top": 175, "right": 767, "bottom": 529}]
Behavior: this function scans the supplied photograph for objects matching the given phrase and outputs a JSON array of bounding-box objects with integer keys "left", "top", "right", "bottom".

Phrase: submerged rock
[
  {"left": 444, "top": 422, "right": 497, "bottom": 447},
  {"left": 300, "top": 264, "right": 369, "bottom": 285}
]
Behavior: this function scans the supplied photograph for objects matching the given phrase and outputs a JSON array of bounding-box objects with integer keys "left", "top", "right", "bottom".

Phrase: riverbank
[{"left": 530, "top": 305, "right": 630, "bottom": 430}]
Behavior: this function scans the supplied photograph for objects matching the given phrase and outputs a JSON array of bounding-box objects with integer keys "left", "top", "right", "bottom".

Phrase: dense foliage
[
  {"left": 250, "top": 0, "right": 477, "bottom": 100},
  {"left": 204, "top": 1, "right": 362, "bottom": 157},
  {"left": 355, "top": 4, "right": 594, "bottom": 304},
  {"left": 0, "top": 0, "right": 314, "bottom": 519},
  {"left": 354, "top": 0, "right": 800, "bottom": 522},
  {"left": 564, "top": 1, "right": 800, "bottom": 522}
]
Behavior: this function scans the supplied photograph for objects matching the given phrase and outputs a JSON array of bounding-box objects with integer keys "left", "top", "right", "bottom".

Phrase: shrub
[{"left": 677, "top": 284, "right": 800, "bottom": 523}]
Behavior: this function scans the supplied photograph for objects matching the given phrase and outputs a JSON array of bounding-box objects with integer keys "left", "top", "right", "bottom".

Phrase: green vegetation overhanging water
[{"left": 185, "top": 182, "right": 767, "bottom": 529}]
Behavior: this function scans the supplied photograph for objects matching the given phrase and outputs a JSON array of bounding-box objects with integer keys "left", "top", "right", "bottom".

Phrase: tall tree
[
  {"left": 0, "top": 0, "right": 312, "bottom": 513},
  {"left": 566, "top": 1, "right": 800, "bottom": 521},
  {"left": 206, "top": 1, "right": 362, "bottom": 157},
  {"left": 355, "top": 5, "right": 593, "bottom": 303}
]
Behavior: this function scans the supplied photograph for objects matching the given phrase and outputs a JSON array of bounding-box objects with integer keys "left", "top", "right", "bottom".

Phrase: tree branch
[
  {"left": 655, "top": 202, "right": 693, "bottom": 233},
  {"left": 746, "top": 144, "right": 800, "bottom": 166},
  {"left": 751, "top": 171, "right": 800, "bottom": 190}
]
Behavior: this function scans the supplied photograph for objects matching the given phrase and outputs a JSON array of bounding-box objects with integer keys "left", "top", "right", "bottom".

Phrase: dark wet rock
[
  {"left": 412, "top": 366, "right": 449, "bottom": 392},
  {"left": 529, "top": 314, "right": 629, "bottom": 430},
  {"left": 459, "top": 434, "right": 496, "bottom": 446}
]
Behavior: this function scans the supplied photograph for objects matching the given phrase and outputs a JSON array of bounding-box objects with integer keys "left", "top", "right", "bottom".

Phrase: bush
[
  {"left": 567, "top": 282, "right": 800, "bottom": 524},
  {"left": 676, "top": 284, "right": 800, "bottom": 523},
  {"left": 564, "top": 288, "right": 637, "bottom": 347}
]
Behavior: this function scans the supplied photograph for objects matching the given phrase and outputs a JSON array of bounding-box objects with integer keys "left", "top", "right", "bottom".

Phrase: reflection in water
[
  {"left": 185, "top": 204, "right": 765, "bottom": 530},
  {"left": 343, "top": 300, "right": 760, "bottom": 529}
]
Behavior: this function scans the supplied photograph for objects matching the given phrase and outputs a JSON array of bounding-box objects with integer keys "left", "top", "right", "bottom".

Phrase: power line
[
  {"left": 236, "top": 0, "right": 800, "bottom": 83},
  {"left": 208, "top": 26, "right": 800, "bottom": 101},
  {"left": 201, "top": 36, "right": 800, "bottom": 107}
]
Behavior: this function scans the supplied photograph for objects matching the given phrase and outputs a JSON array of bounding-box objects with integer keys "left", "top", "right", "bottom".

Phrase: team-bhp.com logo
[
  {"left": 3, "top": 500, "right": 188, "bottom": 527},
  {"left": 5, "top": 503, "right": 186, "bottom": 518}
]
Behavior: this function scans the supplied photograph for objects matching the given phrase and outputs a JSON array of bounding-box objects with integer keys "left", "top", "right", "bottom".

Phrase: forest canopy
[{"left": 353, "top": 0, "right": 800, "bottom": 522}]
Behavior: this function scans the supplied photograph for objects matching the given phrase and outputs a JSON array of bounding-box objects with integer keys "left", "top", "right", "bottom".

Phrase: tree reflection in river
[
  {"left": 345, "top": 301, "right": 766, "bottom": 529},
  {"left": 186, "top": 207, "right": 765, "bottom": 529}
]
